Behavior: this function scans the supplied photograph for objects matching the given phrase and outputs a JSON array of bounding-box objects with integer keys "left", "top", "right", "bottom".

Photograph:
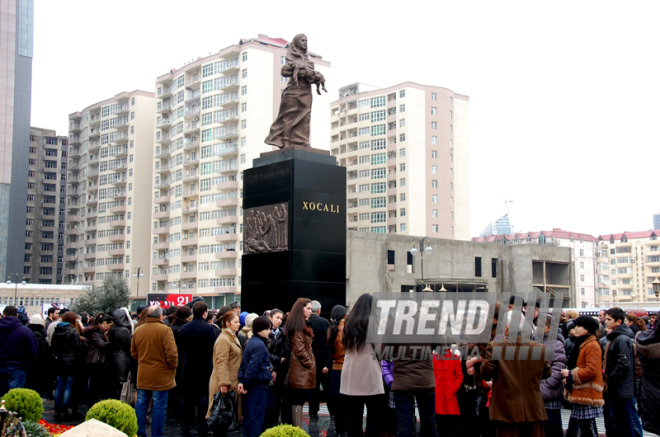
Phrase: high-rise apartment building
[
  {"left": 597, "top": 231, "right": 660, "bottom": 305},
  {"left": 64, "top": 91, "right": 155, "bottom": 293},
  {"left": 150, "top": 35, "right": 331, "bottom": 304},
  {"left": 330, "top": 82, "right": 470, "bottom": 240},
  {"left": 24, "top": 128, "right": 68, "bottom": 284},
  {"left": 480, "top": 213, "right": 513, "bottom": 237},
  {"left": 0, "top": 0, "right": 34, "bottom": 281},
  {"left": 654, "top": 213, "right": 660, "bottom": 231}
]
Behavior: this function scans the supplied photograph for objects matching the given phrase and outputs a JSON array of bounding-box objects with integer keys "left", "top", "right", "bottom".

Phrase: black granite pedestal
[{"left": 241, "top": 149, "right": 346, "bottom": 317}]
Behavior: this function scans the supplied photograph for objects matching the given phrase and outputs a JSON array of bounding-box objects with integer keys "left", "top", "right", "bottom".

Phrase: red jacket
[{"left": 433, "top": 350, "right": 463, "bottom": 415}]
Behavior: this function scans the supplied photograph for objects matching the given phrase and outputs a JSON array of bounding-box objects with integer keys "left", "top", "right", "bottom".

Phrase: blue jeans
[
  {"left": 604, "top": 398, "right": 641, "bottom": 437},
  {"left": 55, "top": 376, "right": 74, "bottom": 408},
  {"left": 393, "top": 389, "right": 438, "bottom": 437},
  {"left": 136, "top": 389, "right": 169, "bottom": 437},
  {"left": 0, "top": 365, "right": 26, "bottom": 396}
]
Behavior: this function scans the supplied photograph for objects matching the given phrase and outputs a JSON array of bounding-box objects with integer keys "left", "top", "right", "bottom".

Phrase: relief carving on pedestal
[{"left": 243, "top": 203, "right": 288, "bottom": 253}]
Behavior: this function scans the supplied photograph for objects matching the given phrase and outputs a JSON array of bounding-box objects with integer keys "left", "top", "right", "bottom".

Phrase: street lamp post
[
  {"left": 132, "top": 267, "right": 144, "bottom": 297},
  {"left": 6, "top": 273, "right": 27, "bottom": 305},
  {"left": 410, "top": 237, "right": 433, "bottom": 292},
  {"left": 652, "top": 276, "right": 660, "bottom": 300}
]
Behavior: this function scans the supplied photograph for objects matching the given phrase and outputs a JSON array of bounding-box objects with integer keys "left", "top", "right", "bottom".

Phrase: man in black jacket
[
  {"left": 603, "top": 307, "right": 642, "bottom": 437},
  {"left": 308, "top": 300, "right": 330, "bottom": 420},
  {"left": 179, "top": 301, "right": 218, "bottom": 436}
]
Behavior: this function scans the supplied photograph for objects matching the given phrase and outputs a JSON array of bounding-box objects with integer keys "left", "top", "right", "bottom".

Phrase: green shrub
[
  {"left": 22, "top": 420, "right": 51, "bottom": 437},
  {"left": 85, "top": 400, "right": 137, "bottom": 437},
  {"left": 1, "top": 389, "right": 44, "bottom": 422},
  {"left": 261, "top": 424, "right": 310, "bottom": 437}
]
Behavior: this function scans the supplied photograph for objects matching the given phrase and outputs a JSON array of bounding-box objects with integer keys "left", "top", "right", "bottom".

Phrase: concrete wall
[{"left": 345, "top": 231, "right": 572, "bottom": 308}]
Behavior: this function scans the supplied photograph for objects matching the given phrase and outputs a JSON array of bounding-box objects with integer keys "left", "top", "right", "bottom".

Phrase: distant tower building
[
  {"left": 480, "top": 213, "right": 512, "bottom": 237},
  {"left": 654, "top": 213, "right": 660, "bottom": 230}
]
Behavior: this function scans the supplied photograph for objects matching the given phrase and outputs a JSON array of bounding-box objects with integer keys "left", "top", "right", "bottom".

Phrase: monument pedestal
[{"left": 241, "top": 149, "right": 347, "bottom": 316}]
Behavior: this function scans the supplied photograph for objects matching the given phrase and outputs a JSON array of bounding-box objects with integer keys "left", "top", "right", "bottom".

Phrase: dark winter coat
[
  {"left": 635, "top": 330, "right": 660, "bottom": 435},
  {"left": 84, "top": 325, "right": 111, "bottom": 365},
  {"left": 170, "top": 322, "right": 186, "bottom": 382},
  {"left": 541, "top": 331, "right": 567, "bottom": 402},
  {"left": 287, "top": 325, "right": 316, "bottom": 389},
  {"left": 25, "top": 324, "right": 54, "bottom": 394},
  {"left": 51, "top": 322, "right": 81, "bottom": 376},
  {"left": 268, "top": 327, "right": 289, "bottom": 374},
  {"left": 179, "top": 316, "right": 218, "bottom": 396},
  {"left": 603, "top": 323, "right": 636, "bottom": 399},
  {"left": 238, "top": 334, "right": 272, "bottom": 389},
  {"left": 110, "top": 308, "right": 134, "bottom": 383},
  {"left": 308, "top": 314, "right": 331, "bottom": 372},
  {"left": 0, "top": 316, "right": 38, "bottom": 370}
]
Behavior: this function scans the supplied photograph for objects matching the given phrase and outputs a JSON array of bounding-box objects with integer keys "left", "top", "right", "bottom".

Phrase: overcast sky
[{"left": 31, "top": 1, "right": 660, "bottom": 238}]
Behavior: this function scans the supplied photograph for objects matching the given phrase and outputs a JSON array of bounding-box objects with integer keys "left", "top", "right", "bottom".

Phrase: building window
[
  {"left": 475, "top": 257, "right": 482, "bottom": 277},
  {"left": 432, "top": 210, "right": 438, "bottom": 218},
  {"left": 432, "top": 224, "right": 439, "bottom": 233},
  {"left": 431, "top": 165, "right": 438, "bottom": 174},
  {"left": 432, "top": 180, "right": 438, "bottom": 188},
  {"left": 431, "top": 93, "right": 437, "bottom": 101},
  {"left": 431, "top": 122, "right": 437, "bottom": 130},
  {"left": 242, "top": 69, "right": 248, "bottom": 78},
  {"left": 431, "top": 107, "right": 437, "bottom": 115},
  {"left": 399, "top": 90, "right": 405, "bottom": 98},
  {"left": 399, "top": 134, "right": 405, "bottom": 142},
  {"left": 400, "top": 193, "right": 405, "bottom": 201},
  {"left": 431, "top": 150, "right": 437, "bottom": 159},
  {"left": 241, "top": 86, "right": 247, "bottom": 95},
  {"left": 492, "top": 258, "right": 498, "bottom": 278},
  {"left": 399, "top": 148, "right": 405, "bottom": 157},
  {"left": 400, "top": 223, "right": 406, "bottom": 232},
  {"left": 432, "top": 195, "right": 438, "bottom": 203},
  {"left": 400, "top": 178, "right": 405, "bottom": 187},
  {"left": 399, "top": 104, "right": 405, "bottom": 113}
]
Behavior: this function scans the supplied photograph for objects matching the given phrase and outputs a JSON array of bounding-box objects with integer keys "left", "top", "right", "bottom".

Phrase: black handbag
[{"left": 207, "top": 390, "right": 238, "bottom": 432}]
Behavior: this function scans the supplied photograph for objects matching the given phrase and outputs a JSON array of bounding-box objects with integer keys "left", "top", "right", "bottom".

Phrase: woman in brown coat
[
  {"left": 285, "top": 298, "right": 316, "bottom": 428},
  {"left": 207, "top": 311, "right": 243, "bottom": 437},
  {"left": 560, "top": 316, "right": 604, "bottom": 437}
]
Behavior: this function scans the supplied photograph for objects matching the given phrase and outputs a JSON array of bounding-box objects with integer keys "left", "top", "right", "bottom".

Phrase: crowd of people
[{"left": 1, "top": 296, "right": 660, "bottom": 437}]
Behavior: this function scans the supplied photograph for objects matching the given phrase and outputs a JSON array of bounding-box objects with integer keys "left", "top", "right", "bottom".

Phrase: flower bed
[{"left": 38, "top": 420, "right": 75, "bottom": 437}]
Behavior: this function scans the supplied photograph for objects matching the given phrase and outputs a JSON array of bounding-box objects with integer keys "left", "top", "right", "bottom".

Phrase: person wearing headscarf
[
  {"left": 25, "top": 314, "right": 54, "bottom": 397},
  {"left": 109, "top": 308, "right": 135, "bottom": 400},
  {"left": 264, "top": 34, "right": 326, "bottom": 149},
  {"left": 560, "top": 315, "right": 603, "bottom": 437}
]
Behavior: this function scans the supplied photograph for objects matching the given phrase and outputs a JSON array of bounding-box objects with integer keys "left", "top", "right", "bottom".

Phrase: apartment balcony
[
  {"left": 156, "top": 133, "right": 172, "bottom": 145},
  {"left": 216, "top": 216, "right": 237, "bottom": 225},
  {"left": 70, "top": 136, "right": 81, "bottom": 145},
  {"left": 86, "top": 210, "right": 98, "bottom": 219},
  {"left": 107, "top": 220, "right": 125, "bottom": 228},
  {"left": 83, "top": 267, "right": 96, "bottom": 274},
  {"left": 154, "top": 227, "right": 170, "bottom": 235},
  {"left": 155, "top": 147, "right": 171, "bottom": 159},
  {"left": 387, "top": 217, "right": 397, "bottom": 226},
  {"left": 184, "top": 172, "right": 199, "bottom": 183},
  {"left": 184, "top": 122, "right": 200, "bottom": 135},
  {"left": 110, "top": 147, "right": 128, "bottom": 158},
  {"left": 216, "top": 166, "right": 238, "bottom": 175},
  {"left": 183, "top": 157, "right": 199, "bottom": 168},
  {"left": 108, "top": 264, "right": 125, "bottom": 272},
  {"left": 65, "top": 214, "right": 79, "bottom": 223},
  {"left": 63, "top": 242, "right": 79, "bottom": 249},
  {"left": 112, "top": 133, "right": 129, "bottom": 144},
  {"left": 69, "top": 148, "right": 81, "bottom": 158},
  {"left": 87, "top": 168, "right": 99, "bottom": 179},
  {"left": 216, "top": 145, "right": 238, "bottom": 157},
  {"left": 156, "top": 165, "right": 173, "bottom": 175},
  {"left": 181, "top": 238, "right": 198, "bottom": 247},
  {"left": 216, "top": 198, "right": 239, "bottom": 208},
  {"left": 86, "top": 197, "right": 98, "bottom": 206},
  {"left": 113, "top": 119, "right": 129, "bottom": 130},
  {"left": 182, "top": 205, "right": 198, "bottom": 215},
  {"left": 152, "top": 274, "right": 169, "bottom": 282},
  {"left": 185, "top": 89, "right": 201, "bottom": 104},
  {"left": 215, "top": 269, "right": 238, "bottom": 277},
  {"left": 158, "top": 85, "right": 172, "bottom": 98},
  {"left": 109, "top": 234, "right": 126, "bottom": 242},
  {"left": 68, "top": 161, "right": 80, "bottom": 171},
  {"left": 182, "top": 221, "right": 198, "bottom": 231},
  {"left": 88, "top": 141, "right": 100, "bottom": 152},
  {"left": 154, "top": 195, "right": 170, "bottom": 205},
  {"left": 109, "top": 205, "right": 126, "bottom": 214},
  {"left": 215, "top": 286, "right": 237, "bottom": 294},
  {"left": 215, "top": 233, "right": 238, "bottom": 242},
  {"left": 181, "top": 254, "right": 197, "bottom": 263},
  {"left": 152, "top": 242, "right": 170, "bottom": 250},
  {"left": 158, "top": 180, "right": 172, "bottom": 189},
  {"left": 108, "top": 249, "right": 125, "bottom": 256},
  {"left": 153, "top": 258, "right": 169, "bottom": 266},
  {"left": 66, "top": 203, "right": 81, "bottom": 211},
  {"left": 85, "top": 224, "right": 97, "bottom": 233},
  {"left": 184, "top": 106, "right": 200, "bottom": 119},
  {"left": 64, "top": 255, "right": 78, "bottom": 262},
  {"left": 184, "top": 139, "right": 200, "bottom": 150},
  {"left": 84, "top": 252, "right": 96, "bottom": 260},
  {"left": 63, "top": 269, "right": 77, "bottom": 276},
  {"left": 217, "top": 180, "right": 239, "bottom": 191},
  {"left": 70, "top": 122, "right": 81, "bottom": 132},
  {"left": 84, "top": 238, "right": 97, "bottom": 246},
  {"left": 111, "top": 191, "right": 127, "bottom": 199},
  {"left": 181, "top": 271, "right": 197, "bottom": 280},
  {"left": 157, "top": 117, "right": 172, "bottom": 129},
  {"left": 214, "top": 250, "right": 238, "bottom": 259},
  {"left": 153, "top": 210, "right": 170, "bottom": 219}
]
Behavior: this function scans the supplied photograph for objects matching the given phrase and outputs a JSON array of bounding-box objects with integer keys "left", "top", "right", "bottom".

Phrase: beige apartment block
[
  {"left": 473, "top": 229, "right": 599, "bottom": 308},
  {"left": 596, "top": 231, "right": 660, "bottom": 306},
  {"left": 150, "top": 35, "right": 331, "bottom": 305},
  {"left": 24, "top": 128, "right": 68, "bottom": 284},
  {"left": 330, "top": 83, "right": 470, "bottom": 240},
  {"left": 64, "top": 91, "right": 155, "bottom": 294}
]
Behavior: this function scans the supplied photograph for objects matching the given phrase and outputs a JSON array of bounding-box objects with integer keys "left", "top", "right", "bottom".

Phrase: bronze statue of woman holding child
[{"left": 265, "top": 34, "right": 327, "bottom": 149}]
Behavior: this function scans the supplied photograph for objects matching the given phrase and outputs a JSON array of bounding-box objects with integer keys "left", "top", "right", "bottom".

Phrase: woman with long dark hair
[
  {"left": 284, "top": 298, "right": 316, "bottom": 428},
  {"left": 328, "top": 305, "right": 348, "bottom": 437},
  {"left": 84, "top": 313, "right": 114, "bottom": 406},
  {"left": 340, "top": 294, "right": 385, "bottom": 437},
  {"left": 266, "top": 309, "right": 288, "bottom": 427}
]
